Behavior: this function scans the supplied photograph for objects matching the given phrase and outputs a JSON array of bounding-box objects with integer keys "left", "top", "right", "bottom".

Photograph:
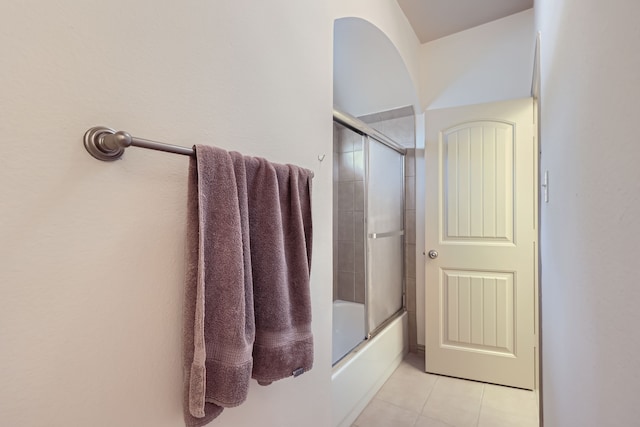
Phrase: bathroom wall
[
  {"left": 0, "top": 1, "right": 333, "bottom": 426},
  {"left": 333, "top": 124, "right": 366, "bottom": 303},
  {"left": 419, "top": 9, "right": 535, "bottom": 110},
  {"left": 536, "top": 1, "right": 640, "bottom": 425},
  {"left": 332, "top": 0, "right": 421, "bottom": 116}
]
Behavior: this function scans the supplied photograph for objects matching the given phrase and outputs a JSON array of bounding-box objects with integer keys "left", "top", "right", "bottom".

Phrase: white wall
[
  {"left": 0, "top": 1, "right": 334, "bottom": 426},
  {"left": 419, "top": 9, "right": 535, "bottom": 110},
  {"left": 536, "top": 1, "right": 640, "bottom": 425},
  {"left": 332, "top": 0, "right": 422, "bottom": 114},
  {"left": 333, "top": 17, "right": 418, "bottom": 117},
  {"left": 415, "top": 9, "right": 535, "bottom": 347}
]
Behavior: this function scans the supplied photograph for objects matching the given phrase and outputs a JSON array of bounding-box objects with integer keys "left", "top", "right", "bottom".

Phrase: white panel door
[{"left": 425, "top": 98, "right": 536, "bottom": 389}]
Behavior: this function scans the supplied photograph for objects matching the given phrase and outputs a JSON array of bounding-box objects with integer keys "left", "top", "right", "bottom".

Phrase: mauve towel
[
  {"left": 243, "top": 157, "right": 314, "bottom": 384},
  {"left": 183, "top": 146, "right": 255, "bottom": 426},
  {"left": 183, "top": 145, "right": 314, "bottom": 426}
]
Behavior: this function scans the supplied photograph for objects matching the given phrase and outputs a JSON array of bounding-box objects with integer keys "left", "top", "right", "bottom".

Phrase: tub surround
[{"left": 331, "top": 312, "right": 408, "bottom": 427}]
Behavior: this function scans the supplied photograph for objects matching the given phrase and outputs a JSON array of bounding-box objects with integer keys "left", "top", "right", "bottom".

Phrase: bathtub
[
  {"left": 331, "top": 300, "right": 408, "bottom": 427},
  {"left": 332, "top": 300, "right": 366, "bottom": 365}
]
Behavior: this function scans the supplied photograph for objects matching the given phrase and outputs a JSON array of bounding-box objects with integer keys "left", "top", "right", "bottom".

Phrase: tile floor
[{"left": 352, "top": 353, "right": 539, "bottom": 427}]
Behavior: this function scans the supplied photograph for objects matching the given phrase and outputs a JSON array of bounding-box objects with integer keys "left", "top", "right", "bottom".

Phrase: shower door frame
[{"left": 333, "top": 109, "right": 407, "bottom": 340}]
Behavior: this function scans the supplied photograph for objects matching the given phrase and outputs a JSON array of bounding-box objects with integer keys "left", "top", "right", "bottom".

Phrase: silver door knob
[{"left": 428, "top": 250, "right": 438, "bottom": 259}]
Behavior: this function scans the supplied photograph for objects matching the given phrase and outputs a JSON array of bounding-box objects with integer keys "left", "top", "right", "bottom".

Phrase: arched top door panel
[{"left": 440, "top": 120, "right": 515, "bottom": 244}]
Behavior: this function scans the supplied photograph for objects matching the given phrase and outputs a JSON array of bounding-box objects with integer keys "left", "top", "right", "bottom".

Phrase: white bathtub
[
  {"left": 331, "top": 301, "right": 408, "bottom": 427},
  {"left": 332, "top": 300, "right": 365, "bottom": 365}
]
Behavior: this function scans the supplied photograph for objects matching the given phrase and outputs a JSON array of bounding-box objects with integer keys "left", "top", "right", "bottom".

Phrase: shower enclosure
[{"left": 332, "top": 110, "right": 406, "bottom": 365}]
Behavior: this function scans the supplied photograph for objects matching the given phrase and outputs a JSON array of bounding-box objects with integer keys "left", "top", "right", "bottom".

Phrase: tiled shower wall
[{"left": 333, "top": 124, "right": 365, "bottom": 303}]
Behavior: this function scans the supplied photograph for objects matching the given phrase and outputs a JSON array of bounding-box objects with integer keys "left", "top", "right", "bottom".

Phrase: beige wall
[
  {"left": 536, "top": 1, "right": 640, "bottom": 425},
  {"left": 332, "top": 0, "right": 421, "bottom": 114},
  {"left": 419, "top": 9, "right": 535, "bottom": 110},
  {"left": 0, "top": 1, "right": 334, "bottom": 426},
  {"left": 0, "top": 0, "right": 425, "bottom": 426}
]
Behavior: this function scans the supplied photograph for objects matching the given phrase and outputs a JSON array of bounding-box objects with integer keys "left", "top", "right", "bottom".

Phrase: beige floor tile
[
  {"left": 353, "top": 353, "right": 540, "bottom": 427},
  {"left": 375, "top": 372, "right": 436, "bottom": 413},
  {"left": 477, "top": 405, "right": 539, "bottom": 427},
  {"left": 353, "top": 398, "right": 419, "bottom": 427},
  {"left": 481, "top": 384, "right": 538, "bottom": 419},
  {"left": 414, "top": 415, "right": 455, "bottom": 427},
  {"left": 422, "top": 392, "right": 482, "bottom": 427},
  {"left": 421, "top": 377, "right": 483, "bottom": 427},
  {"left": 430, "top": 376, "right": 484, "bottom": 399}
]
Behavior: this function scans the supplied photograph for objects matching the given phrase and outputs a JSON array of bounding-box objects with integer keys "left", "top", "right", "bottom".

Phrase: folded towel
[
  {"left": 243, "top": 157, "right": 314, "bottom": 384},
  {"left": 183, "top": 146, "right": 255, "bottom": 426}
]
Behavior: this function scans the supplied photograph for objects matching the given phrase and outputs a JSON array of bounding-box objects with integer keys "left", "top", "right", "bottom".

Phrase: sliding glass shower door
[
  {"left": 365, "top": 136, "right": 405, "bottom": 335},
  {"left": 332, "top": 111, "right": 406, "bottom": 364}
]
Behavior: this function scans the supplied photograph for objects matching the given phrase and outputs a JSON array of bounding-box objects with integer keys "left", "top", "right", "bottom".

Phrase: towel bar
[{"left": 84, "top": 126, "right": 194, "bottom": 161}]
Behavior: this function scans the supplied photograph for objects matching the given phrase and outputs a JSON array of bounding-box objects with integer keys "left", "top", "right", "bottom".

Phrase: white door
[{"left": 425, "top": 98, "right": 536, "bottom": 390}]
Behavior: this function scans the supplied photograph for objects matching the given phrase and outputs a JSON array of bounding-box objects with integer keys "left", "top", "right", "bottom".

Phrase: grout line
[
  {"left": 418, "top": 375, "right": 439, "bottom": 415},
  {"left": 475, "top": 383, "right": 486, "bottom": 427}
]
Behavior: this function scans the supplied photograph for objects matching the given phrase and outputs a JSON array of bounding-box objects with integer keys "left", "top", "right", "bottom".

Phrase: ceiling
[{"left": 397, "top": 0, "right": 534, "bottom": 43}]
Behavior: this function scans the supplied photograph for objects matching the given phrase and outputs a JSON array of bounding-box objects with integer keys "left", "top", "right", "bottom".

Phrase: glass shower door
[{"left": 365, "top": 136, "right": 405, "bottom": 335}]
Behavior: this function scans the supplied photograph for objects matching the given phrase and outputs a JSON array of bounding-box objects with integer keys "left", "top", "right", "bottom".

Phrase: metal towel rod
[
  {"left": 85, "top": 109, "right": 404, "bottom": 162},
  {"left": 84, "top": 126, "right": 194, "bottom": 161}
]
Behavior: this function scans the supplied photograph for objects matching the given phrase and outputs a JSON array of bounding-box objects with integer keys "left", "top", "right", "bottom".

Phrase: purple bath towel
[
  {"left": 183, "top": 146, "right": 255, "bottom": 426},
  {"left": 243, "top": 157, "right": 314, "bottom": 385},
  {"left": 183, "top": 145, "right": 314, "bottom": 426}
]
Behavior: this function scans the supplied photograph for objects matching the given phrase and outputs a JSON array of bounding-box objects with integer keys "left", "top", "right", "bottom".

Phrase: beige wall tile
[
  {"left": 339, "top": 151, "right": 355, "bottom": 181},
  {"left": 405, "top": 209, "right": 416, "bottom": 245},
  {"left": 405, "top": 176, "right": 415, "bottom": 209},
  {"left": 337, "top": 271, "right": 355, "bottom": 302},
  {"left": 354, "top": 181, "right": 364, "bottom": 212},
  {"left": 353, "top": 150, "right": 364, "bottom": 180},
  {"left": 406, "top": 277, "right": 416, "bottom": 312},
  {"left": 354, "top": 211, "right": 365, "bottom": 243},
  {"left": 338, "top": 210, "right": 355, "bottom": 242},
  {"left": 408, "top": 311, "right": 417, "bottom": 351},
  {"left": 405, "top": 243, "right": 416, "bottom": 279},
  {"left": 405, "top": 149, "right": 416, "bottom": 177},
  {"left": 338, "top": 240, "right": 355, "bottom": 272},
  {"left": 338, "top": 181, "right": 355, "bottom": 211}
]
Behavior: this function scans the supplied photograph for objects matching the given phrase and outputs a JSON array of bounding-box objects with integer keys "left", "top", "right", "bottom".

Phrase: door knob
[{"left": 428, "top": 250, "right": 438, "bottom": 259}]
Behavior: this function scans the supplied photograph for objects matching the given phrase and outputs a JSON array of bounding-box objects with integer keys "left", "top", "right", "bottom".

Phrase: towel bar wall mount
[{"left": 84, "top": 126, "right": 195, "bottom": 161}]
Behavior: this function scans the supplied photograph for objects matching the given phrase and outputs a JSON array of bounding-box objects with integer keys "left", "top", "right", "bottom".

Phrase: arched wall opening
[{"left": 333, "top": 17, "right": 420, "bottom": 117}]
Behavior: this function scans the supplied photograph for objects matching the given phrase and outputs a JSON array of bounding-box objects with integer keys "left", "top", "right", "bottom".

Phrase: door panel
[
  {"left": 443, "top": 122, "right": 514, "bottom": 243},
  {"left": 442, "top": 269, "right": 514, "bottom": 354},
  {"left": 425, "top": 98, "right": 535, "bottom": 390}
]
